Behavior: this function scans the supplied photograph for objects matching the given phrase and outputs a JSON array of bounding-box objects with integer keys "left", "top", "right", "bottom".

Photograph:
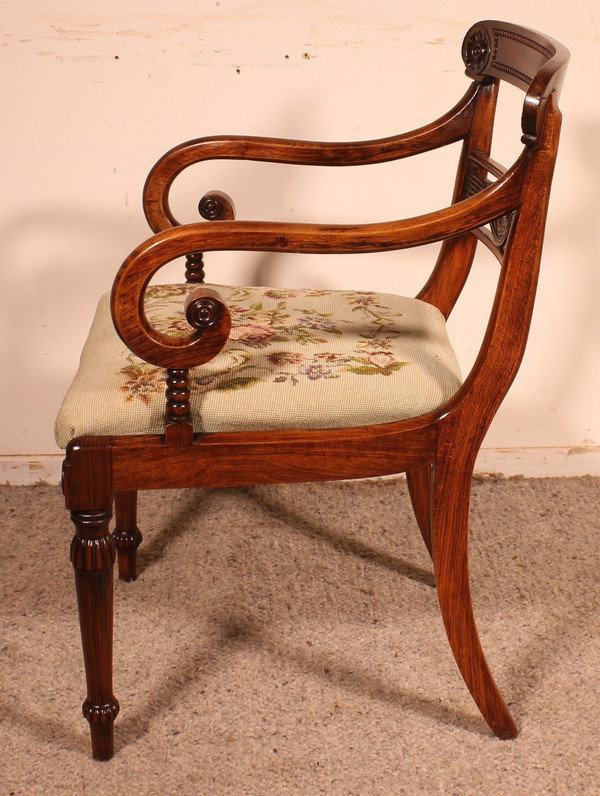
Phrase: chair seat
[{"left": 54, "top": 283, "right": 462, "bottom": 448}]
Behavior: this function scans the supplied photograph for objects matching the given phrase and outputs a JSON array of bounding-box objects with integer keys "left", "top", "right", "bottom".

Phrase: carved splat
[{"left": 462, "top": 152, "right": 516, "bottom": 252}]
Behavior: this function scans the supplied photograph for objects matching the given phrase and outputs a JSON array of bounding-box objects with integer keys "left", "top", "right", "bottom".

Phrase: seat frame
[{"left": 61, "top": 21, "right": 569, "bottom": 760}]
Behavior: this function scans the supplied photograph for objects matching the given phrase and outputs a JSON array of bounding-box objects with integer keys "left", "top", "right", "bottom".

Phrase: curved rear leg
[
  {"left": 407, "top": 464, "right": 433, "bottom": 559},
  {"left": 113, "top": 491, "right": 142, "bottom": 582},
  {"left": 432, "top": 458, "right": 518, "bottom": 739}
]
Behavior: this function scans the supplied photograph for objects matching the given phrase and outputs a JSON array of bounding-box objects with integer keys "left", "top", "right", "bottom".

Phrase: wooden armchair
[{"left": 56, "top": 21, "right": 569, "bottom": 760}]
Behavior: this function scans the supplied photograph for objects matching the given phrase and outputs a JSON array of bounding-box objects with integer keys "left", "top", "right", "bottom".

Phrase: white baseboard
[
  {"left": 2, "top": 447, "right": 600, "bottom": 486},
  {"left": 1, "top": 455, "right": 64, "bottom": 486},
  {"left": 474, "top": 446, "right": 600, "bottom": 477}
]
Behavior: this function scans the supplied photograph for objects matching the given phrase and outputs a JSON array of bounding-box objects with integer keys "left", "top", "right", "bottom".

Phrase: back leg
[
  {"left": 432, "top": 457, "right": 518, "bottom": 739},
  {"left": 407, "top": 464, "right": 433, "bottom": 559},
  {"left": 113, "top": 491, "right": 142, "bottom": 582}
]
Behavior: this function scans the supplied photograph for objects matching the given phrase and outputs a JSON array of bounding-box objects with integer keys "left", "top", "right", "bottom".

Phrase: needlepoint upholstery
[{"left": 55, "top": 283, "right": 462, "bottom": 448}]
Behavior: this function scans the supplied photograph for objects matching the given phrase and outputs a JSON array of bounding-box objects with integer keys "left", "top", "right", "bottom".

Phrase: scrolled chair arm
[
  {"left": 112, "top": 160, "right": 524, "bottom": 370},
  {"left": 111, "top": 279, "right": 231, "bottom": 370},
  {"left": 142, "top": 85, "right": 481, "bottom": 232}
]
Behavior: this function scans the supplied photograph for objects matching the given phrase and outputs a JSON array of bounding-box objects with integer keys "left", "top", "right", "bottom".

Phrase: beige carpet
[{"left": 1, "top": 476, "right": 599, "bottom": 795}]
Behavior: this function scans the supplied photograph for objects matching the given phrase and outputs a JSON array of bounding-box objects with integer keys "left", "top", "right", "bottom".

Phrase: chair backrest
[{"left": 413, "top": 21, "right": 568, "bottom": 433}]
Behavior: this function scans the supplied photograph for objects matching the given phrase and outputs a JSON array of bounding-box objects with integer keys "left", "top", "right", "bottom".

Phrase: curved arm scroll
[
  {"left": 198, "top": 190, "right": 236, "bottom": 221},
  {"left": 111, "top": 282, "right": 231, "bottom": 370},
  {"left": 142, "top": 85, "right": 480, "bottom": 232},
  {"left": 113, "top": 160, "right": 524, "bottom": 369}
]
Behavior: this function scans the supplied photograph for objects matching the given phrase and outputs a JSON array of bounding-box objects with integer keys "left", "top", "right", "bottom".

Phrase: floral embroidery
[
  {"left": 229, "top": 323, "right": 276, "bottom": 347},
  {"left": 267, "top": 351, "right": 305, "bottom": 366},
  {"left": 263, "top": 289, "right": 298, "bottom": 299},
  {"left": 119, "top": 285, "right": 413, "bottom": 404},
  {"left": 119, "top": 364, "right": 165, "bottom": 404},
  {"left": 301, "top": 353, "right": 353, "bottom": 380},
  {"left": 345, "top": 352, "right": 409, "bottom": 377}
]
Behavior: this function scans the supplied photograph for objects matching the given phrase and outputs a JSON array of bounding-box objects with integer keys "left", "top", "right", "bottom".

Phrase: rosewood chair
[{"left": 56, "top": 21, "right": 569, "bottom": 760}]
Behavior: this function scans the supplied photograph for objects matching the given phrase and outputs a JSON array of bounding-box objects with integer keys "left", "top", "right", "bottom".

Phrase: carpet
[{"left": 1, "top": 476, "right": 599, "bottom": 794}]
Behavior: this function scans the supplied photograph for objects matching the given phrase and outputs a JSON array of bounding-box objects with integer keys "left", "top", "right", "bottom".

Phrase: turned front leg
[
  {"left": 113, "top": 491, "right": 142, "bottom": 581},
  {"left": 70, "top": 508, "right": 120, "bottom": 760}
]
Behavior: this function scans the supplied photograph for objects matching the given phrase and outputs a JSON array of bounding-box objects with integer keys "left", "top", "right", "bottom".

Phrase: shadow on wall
[
  {"left": 0, "top": 206, "right": 140, "bottom": 361},
  {"left": 0, "top": 99, "right": 326, "bottom": 453},
  {"left": 0, "top": 207, "right": 144, "bottom": 453},
  {"left": 0, "top": 203, "right": 296, "bottom": 429}
]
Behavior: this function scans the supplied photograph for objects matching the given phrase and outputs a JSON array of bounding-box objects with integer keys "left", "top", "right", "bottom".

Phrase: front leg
[{"left": 70, "top": 508, "right": 120, "bottom": 760}]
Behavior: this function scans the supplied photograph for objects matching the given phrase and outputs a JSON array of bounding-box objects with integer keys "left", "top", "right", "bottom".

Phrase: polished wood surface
[
  {"left": 62, "top": 21, "right": 569, "bottom": 759},
  {"left": 111, "top": 276, "right": 231, "bottom": 370}
]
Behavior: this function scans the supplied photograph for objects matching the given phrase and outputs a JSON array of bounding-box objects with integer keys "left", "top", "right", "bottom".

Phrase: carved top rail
[{"left": 462, "top": 20, "right": 569, "bottom": 145}]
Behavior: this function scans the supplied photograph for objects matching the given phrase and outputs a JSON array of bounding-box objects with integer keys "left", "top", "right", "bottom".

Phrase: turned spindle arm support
[{"left": 110, "top": 270, "right": 231, "bottom": 444}]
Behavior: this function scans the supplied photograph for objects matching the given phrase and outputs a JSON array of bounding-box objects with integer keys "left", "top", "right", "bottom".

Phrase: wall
[{"left": 2, "top": 0, "right": 599, "bottom": 483}]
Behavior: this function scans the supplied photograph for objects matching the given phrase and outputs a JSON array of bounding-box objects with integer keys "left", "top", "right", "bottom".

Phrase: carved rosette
[
  {"left": 463, "top": 29, "right": 491, "bottom": 74},
  {"left": 198, "top": 192, "right": 234, "bottom": 220},
  {"left": 185, "top": 295, "right": 224, "bottom": 330},
  {"left": 199, "top": 194, "right": 224, "bottom": 219},
  {"left": 83, "top": 699, "right": 120, "bottom": 724}
]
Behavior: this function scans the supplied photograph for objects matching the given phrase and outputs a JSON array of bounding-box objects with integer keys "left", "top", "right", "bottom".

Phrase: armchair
[{"left": 55, "top": 20, "right": 569, "bottom": 759}]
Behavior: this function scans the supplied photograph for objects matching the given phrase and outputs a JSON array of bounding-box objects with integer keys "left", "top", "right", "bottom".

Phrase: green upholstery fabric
[{"left": 54, "top": 283, "right": 462, "bottom": 448}]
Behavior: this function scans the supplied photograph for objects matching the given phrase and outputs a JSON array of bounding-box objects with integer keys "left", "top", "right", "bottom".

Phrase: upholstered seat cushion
[{"left": 54, "top": 283, "right": 462, "bottom": 448}]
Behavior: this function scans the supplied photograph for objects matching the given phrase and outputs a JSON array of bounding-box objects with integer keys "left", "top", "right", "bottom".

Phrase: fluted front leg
[
  {"left": 113, "top": 491, "right": 142, "bottom": 582},
  {"left": 70, "top": 508, "right": 120, "bottom": 760}
]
